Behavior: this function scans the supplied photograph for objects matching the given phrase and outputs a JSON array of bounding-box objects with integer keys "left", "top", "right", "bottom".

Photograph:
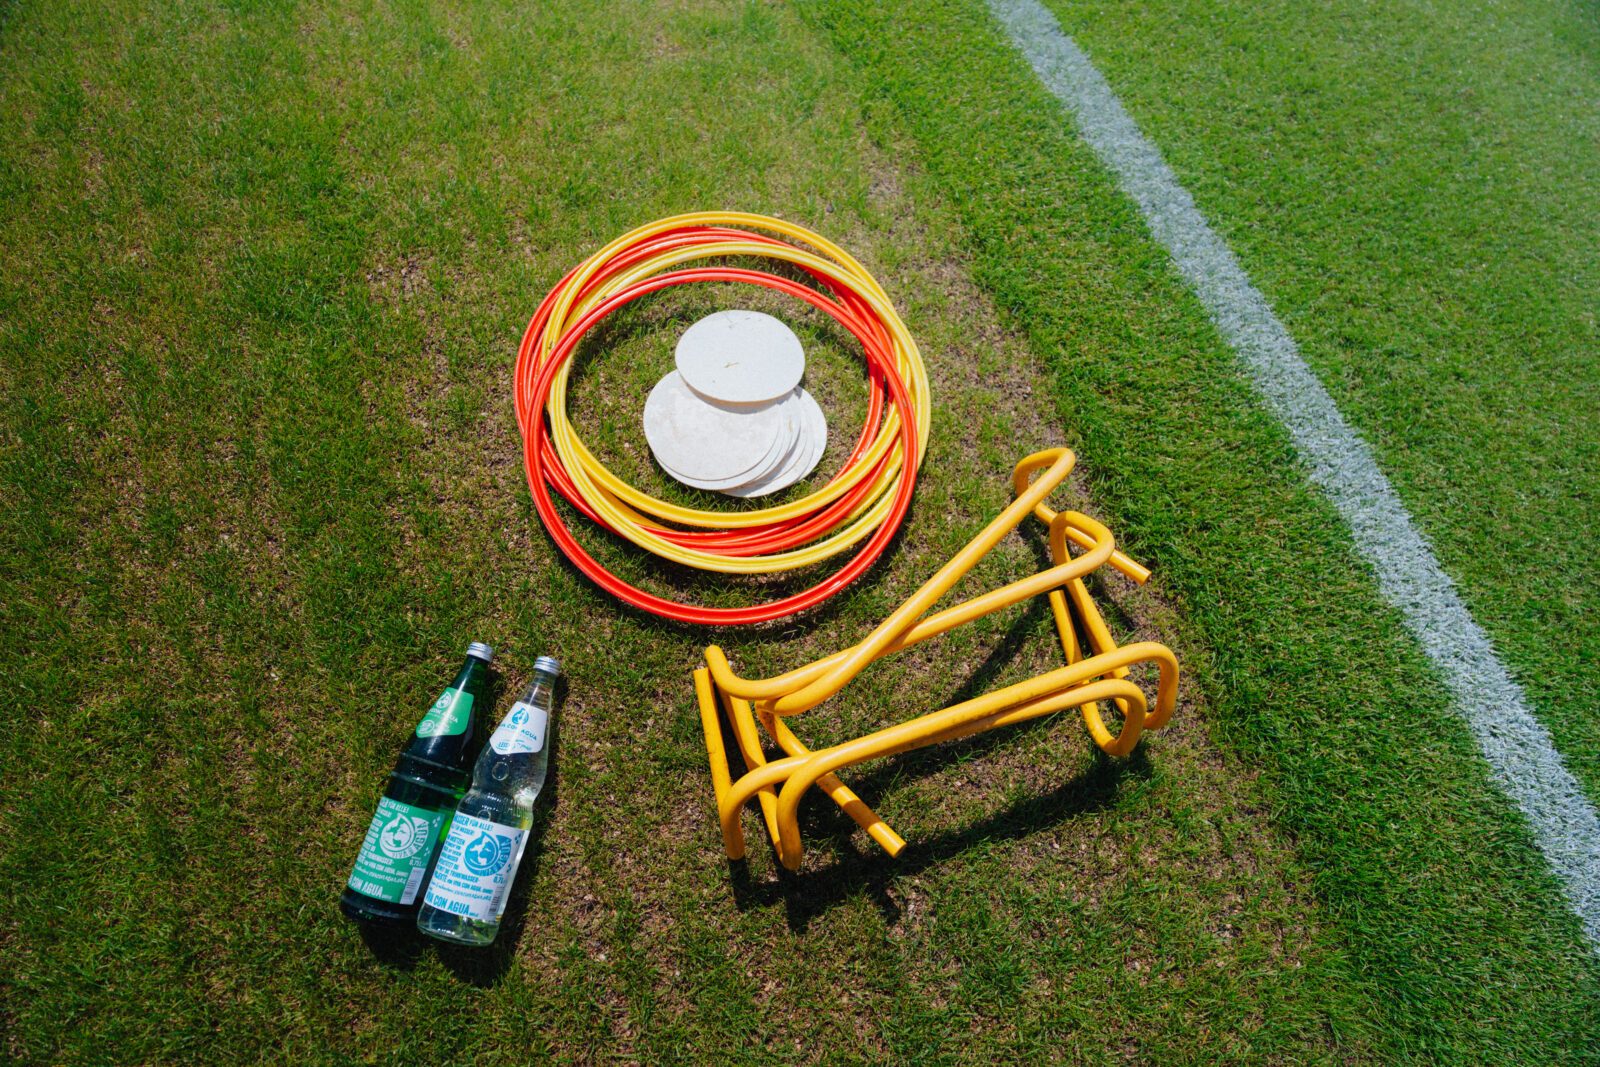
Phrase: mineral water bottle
[
  {"left": 416, "top": 655, "right": 560, "bottom": 945},
  {"left": 340, "top": 642, "right": 493, "bottom": 924}
]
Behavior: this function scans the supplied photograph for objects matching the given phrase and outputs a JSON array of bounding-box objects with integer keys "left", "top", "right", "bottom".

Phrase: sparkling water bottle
[
  {"left": 340, "top": 642, "right": 493, "bottom": 925},
  {"left": 416, "top": 655, "right": 560, "bottom": 946}
]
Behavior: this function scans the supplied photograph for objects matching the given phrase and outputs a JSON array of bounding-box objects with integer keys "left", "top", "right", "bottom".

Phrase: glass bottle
[
  {"left": 416, "top": 656, "right": 560, "bottom": 945},
  {"left": 340, "top": 642, "right": 493, "bottom": 924}
]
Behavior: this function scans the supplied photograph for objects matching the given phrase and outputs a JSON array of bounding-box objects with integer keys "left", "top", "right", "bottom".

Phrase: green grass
[
  {"left": 1042, "top": 0, "right": 1600, "bottom": 809},
  {"left": 0, "top": 0, "right": 1355, "bottom": 1061},
  {"left": 804, "top": 0, "right": 1600, "bottom": 1059},
  {"left": 0, "top": 0, "right": 1595, "bottom": 1062}
]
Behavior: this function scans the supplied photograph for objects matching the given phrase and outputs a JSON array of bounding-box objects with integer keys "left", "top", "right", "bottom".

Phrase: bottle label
[
  {"left": 347, "top": 797, "right": 449, "bottom": 905},
  {"left": 416, "top": 686, "right": 473, "bottom": 738},
  {"left": 488, "top": 701, "right": 548, "bottom": 755},
  {"left": 422, "top": 812, "right": 528, "bottom": 923}
]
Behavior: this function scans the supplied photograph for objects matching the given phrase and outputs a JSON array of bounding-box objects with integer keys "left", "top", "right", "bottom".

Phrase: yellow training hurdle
[{"left": 694, "top": 448, "right": 1180, "bottom": 871}]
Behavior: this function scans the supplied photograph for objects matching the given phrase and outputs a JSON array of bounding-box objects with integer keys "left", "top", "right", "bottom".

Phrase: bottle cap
[
  {"left": 533, "top": 655, "right": 561, "bottom": 677},
  {"left": 466, "top": 641, "right": 494, "bottom": 663}
]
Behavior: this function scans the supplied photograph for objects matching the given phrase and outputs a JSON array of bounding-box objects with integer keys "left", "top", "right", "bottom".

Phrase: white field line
[{"left": 987, "top": 0, "right": 1600, "bottom": 947}]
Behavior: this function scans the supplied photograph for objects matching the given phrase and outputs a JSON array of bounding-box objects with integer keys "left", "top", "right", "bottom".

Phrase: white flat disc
[
  {"left": 724, "top": 389, "right": 828, "bottom": 498},
  {"left": 676, "top": 310, "right": 805, "bottom": 405},
  {"left": 642, "top": 371, "right": 782, "bottom": 483},
  {"left": 725, "top": 392, "right": 804, "bottom": 487},
  {"left": 655, "top": 392, "right": 798, "bottom": 491}
]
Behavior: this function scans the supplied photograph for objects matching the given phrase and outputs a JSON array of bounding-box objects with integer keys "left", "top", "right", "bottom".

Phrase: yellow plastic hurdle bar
[{"left": 693, "top": 448, "right": 1180, "bottom": 872}]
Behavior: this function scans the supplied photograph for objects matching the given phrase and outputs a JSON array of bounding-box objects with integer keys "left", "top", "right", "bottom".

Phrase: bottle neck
[
  {"left": 403, "top": 654, "right": 490, "bottom": 770},
  {"left": 456, "top": 654, "right": 490, "bottom": 692},
  {"left": 522, "top": 669, "right": 559, "bottom": 709}
]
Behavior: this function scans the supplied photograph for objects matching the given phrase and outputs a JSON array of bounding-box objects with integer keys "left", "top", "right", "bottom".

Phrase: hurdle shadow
[
  {"left": 716, "top": 518, "right": 1156, "bottom": 933},
  {"left": 725, "top": 745, "right": 1148, "bottom": 933}
]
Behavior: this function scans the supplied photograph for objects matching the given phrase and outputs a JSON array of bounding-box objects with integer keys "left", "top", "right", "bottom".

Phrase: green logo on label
[
  {"left": 416, "top": 687, "right": 473, "bottom": 738},
  {"left": 349, "top": 797, "right": 449, "bottom": 905},
  {"left": 377, "top": 811, "right": 428, "bottom": 859}
]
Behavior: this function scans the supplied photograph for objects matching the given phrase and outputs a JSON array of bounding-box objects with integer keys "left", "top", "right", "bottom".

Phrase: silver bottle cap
[
  {"left": 466, "top": 641, "right": 494, "bottom": 663},
  {"left": 533, "top": 655, "right": 561, "bottom": 677}
]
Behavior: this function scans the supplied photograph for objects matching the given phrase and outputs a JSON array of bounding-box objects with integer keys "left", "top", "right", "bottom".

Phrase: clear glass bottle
[
  {"left": 341, "top": 642, "right": 493, "bottom": 925},
  {"left": 416, "top": 655, "right": 560, "bottom": 946}
]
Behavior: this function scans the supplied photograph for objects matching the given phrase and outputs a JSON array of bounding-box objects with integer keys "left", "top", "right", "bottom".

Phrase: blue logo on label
[
  {"left": 509, "top": 707, "right": 527, "bottom": 726},
  {"left": 463, "top": 831, "right": 511, "bottom": 875}
]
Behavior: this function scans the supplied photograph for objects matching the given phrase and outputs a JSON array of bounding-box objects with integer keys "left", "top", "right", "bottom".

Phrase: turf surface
[
  {"left": 1, "top": 0, "right": 1596, "bottom": 1062},
  {"left": 806, "top": 0, "right": 1600, "bottom": 1058},
  {"left": 1043, "top": 0, "right": 1600, "bottom": 811}
]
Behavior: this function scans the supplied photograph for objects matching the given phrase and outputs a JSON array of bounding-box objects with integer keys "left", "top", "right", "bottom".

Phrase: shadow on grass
[
  {"left": 536, "top": 486, "right": 920, "bottom": 649},
  {"left": 726, "top": 746, "right": 1149, "bottom": 934},
  {"left": 711, "top": 514, "right": 1156, "bottom": 932},
  {"left": 432, "top": 778, "right": 556, "bottom": 988},
  {"left": 354, "top": 917, "right": 428, "bottom": 970},
  {"left": 352, "top": 675, "right": 565, "bottom": 988},
  {"left": 434, "top": 674, "right": 566, "bottom": 988}
]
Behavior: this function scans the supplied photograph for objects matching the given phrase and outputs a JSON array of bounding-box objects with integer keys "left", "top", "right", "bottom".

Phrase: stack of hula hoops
[{"left": 513, "top": 212, "right": 931, "bottom": 626}]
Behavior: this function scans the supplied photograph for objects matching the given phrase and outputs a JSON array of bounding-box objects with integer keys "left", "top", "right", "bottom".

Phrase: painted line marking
[{"left": 987, "top": 0, "right": 1600, "bottom": 947}]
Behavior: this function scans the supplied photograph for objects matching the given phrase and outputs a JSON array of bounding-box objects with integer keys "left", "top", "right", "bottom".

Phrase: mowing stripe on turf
[{"left": 986, "top": 0, "right": 1600, "bottom": 948}]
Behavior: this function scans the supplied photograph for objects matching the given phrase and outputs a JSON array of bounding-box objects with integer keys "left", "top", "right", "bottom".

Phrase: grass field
[
  {"left": 2, "top": 0, "right": 1597, "bottom": 1062},
  {"left": 1043, "top": 0, "right": 1600, "bottom": 809}
]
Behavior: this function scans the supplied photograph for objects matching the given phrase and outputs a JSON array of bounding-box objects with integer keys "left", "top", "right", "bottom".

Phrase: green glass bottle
[{"left": 340, "top": 642, "right": 493, "bottom": 925}]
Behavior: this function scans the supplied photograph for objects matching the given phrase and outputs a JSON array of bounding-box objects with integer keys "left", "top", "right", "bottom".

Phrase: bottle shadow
[
  {"left": 354, "top": 917, "right": 428, "bottom": 969},
  {"left": 351, "top": 675, "right": 564, "bottom": 987},
  {"left": 431, "top": 782, "right": 556, "bottom": 988}
]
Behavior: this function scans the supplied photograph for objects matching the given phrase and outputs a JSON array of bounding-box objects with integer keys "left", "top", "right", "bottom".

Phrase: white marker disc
[
  {"left": 642, "top": 372, "right": 782, "bottom": 483},
  {"left": 724, "top": 389, "right": 828, "bottom": 498},
  {"left": 676, "top": 310, "right": 805, "bottom": 405},
  {"left": 655, "top": 393, "right": 798, "bottom": 491},
  {"left": 726, "top": 392, "right": 804, "bottom": 487}
]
